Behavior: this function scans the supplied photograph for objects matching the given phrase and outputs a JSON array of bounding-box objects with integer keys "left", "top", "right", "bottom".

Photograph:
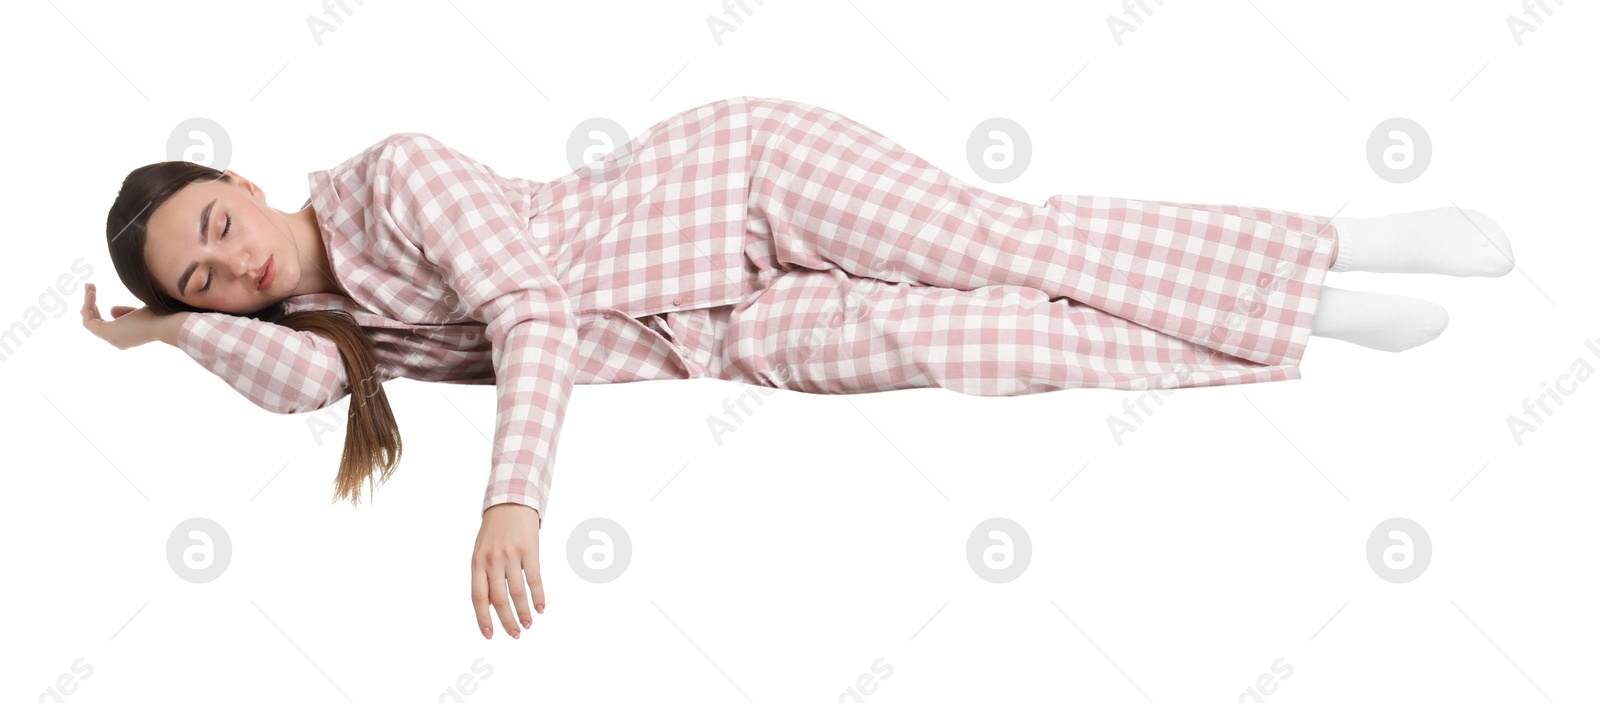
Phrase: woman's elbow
[{"left": 267, "top": 386, "right": 350, "bottom": 415}]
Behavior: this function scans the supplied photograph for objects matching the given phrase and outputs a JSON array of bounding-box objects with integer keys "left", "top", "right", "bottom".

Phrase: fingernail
[
  {"left": 521, "top": 618, "right": 531, "bottom": 628},
  {"left": 536, "top": 604, "right": 545, "bottom": 614},
  {"left": 510, "top": 629, "right": 520, "bottom": 639},
  {"left": 482, "top": 627, "right": 491, "bottom": 639}
]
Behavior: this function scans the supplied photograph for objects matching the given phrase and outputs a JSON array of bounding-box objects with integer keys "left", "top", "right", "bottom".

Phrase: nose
[{"left": 228, "top": 252, "right": 252, "bottom": 280}]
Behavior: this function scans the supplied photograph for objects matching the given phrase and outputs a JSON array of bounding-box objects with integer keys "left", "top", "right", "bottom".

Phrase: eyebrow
[{"left": 176, "top": 198, "right": 217, "bottom": 298}]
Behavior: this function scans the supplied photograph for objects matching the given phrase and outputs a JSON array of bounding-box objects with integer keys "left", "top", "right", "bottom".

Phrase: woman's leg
[
  {"left": 716, "top": 267, "right": 1305, "bottom": 394},
  {"left": 742, "top": 96, "right": 1337, "bottom": 370}
]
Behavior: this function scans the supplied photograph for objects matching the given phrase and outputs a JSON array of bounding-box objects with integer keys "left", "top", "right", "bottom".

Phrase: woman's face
[{"left": 144, "top": 170, "right": 292, "bottom": 315}]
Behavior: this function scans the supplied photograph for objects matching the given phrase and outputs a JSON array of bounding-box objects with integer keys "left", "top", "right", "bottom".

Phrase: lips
[{"left": 257, "top": 255, "right": 274, "bottom": 291}]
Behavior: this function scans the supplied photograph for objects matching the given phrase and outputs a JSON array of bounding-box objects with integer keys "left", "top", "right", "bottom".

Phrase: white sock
[
  {"left": 1329, "top": 207, "right": 1515, "bottom": 276},
  {"left": 1310, "top": 286, "right": 1449, "bottom": 352}
]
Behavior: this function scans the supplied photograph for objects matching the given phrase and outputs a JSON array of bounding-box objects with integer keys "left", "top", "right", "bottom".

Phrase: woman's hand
[
  {"left": 472, "top": 503, "right": 545, "bottom": 639},
  {"left": 81, "top": 283, "right": 164, "bottom": 350}
]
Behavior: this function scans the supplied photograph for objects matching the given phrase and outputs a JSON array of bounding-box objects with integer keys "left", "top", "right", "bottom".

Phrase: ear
[{"left": 223, "top": 169, "right": 262, "bottom": 198}]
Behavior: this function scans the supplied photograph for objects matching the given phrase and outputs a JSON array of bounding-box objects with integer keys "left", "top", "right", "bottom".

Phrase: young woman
[{"left": 84, "top": 95, "right": 1514, "bottom": 642}]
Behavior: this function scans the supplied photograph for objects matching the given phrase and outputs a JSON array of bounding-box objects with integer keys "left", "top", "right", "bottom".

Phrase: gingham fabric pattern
[
  {"left": 647, "top": 98, "right": 1341, "bottom": 391},
  {"left": 635, "top": 111, "right": 1341, "bottom": 393},
  {"left": 177, "top": 121, "right": 748, "bottom": 523},
  {"left": 175, "top": 95, "right": 1338, "bottom": 524}
]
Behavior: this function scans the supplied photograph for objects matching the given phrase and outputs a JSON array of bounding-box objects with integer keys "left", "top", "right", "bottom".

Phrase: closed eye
[{"left": 200, "top": 213, "right": 231, "bottom": 293}]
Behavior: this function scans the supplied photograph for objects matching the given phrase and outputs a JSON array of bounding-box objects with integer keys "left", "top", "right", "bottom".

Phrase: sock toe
[
  {"left": 1465, "top": 210, "right": 1516, "bottom": 277},
  {"left": 1421, "top": 301, "right": 1449, "bottom": 338}
]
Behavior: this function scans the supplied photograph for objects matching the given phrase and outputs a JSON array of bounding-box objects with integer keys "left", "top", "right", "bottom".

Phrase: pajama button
[
  {"left": 603, "top": 312, "right": 613, "bottom": 319},
  {"left": 672, "top": 296, "right": 683, "bottom": 305}
]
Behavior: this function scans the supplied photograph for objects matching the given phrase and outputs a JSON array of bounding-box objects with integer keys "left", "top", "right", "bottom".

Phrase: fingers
[
  {"left": 492, "top": 559, "right": 525, "bottom": 639},
  {"left": 473, "top": 560, "right": 534, "bottom": 639},
  {"left": 505, "top": 559, "right": 535, "bottom": 633},
  {"left": 532, "top": 570, "right": 546, "bottom": 617},
  {"left": 530, "top": 509, "right": 545, "bottom": 615},
  {"left": 81, "top": 284, "right": 99, "bottom": 324},
  {"left": 471, "top": 563, "right": 495, "bottom": 639}
]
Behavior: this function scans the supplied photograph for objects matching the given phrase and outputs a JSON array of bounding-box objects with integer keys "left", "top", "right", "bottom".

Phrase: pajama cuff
[{"left": 1215, "top": 215, "right": 1338, "bottom": 369}]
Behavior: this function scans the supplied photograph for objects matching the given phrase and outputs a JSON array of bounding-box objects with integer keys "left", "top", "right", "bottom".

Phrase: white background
[{"left": 2, "top": 1, "right": 1595, "bottom": 701}]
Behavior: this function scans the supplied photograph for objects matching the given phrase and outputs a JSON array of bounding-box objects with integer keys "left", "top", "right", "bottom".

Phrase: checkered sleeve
[
  {"left": 381, "top": 132, "right": 576, "bottom": 526},
  {"left": 176, "top": 311, "right": 352, "bottom": 414}
]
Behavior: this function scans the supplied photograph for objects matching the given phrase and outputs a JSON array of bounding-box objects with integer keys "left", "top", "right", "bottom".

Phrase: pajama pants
[{"left": 640, "top": 97, "right": 1339, "bottom": 395}]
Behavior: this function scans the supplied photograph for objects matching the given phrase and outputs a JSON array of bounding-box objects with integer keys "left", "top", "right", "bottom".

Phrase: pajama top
[{"left": 176, "top": 97, "right": 764, "bottom": 522}]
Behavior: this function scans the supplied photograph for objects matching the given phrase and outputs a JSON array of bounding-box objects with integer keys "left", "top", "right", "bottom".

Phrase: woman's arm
[
  {"left": 154, "top": 311, "right": 191, "bottom": 347},
  {"left": 380, "top": 132, "right": 572, "bottom": 639},
  {"left": 380, "top": 131, "right": 576, "bottom": 521},
  {"left": 82, "top": 287, "right": 349, "bottom": 414},
  {"left": 170, "top": 311, "right": 354, "bottom": 415}
]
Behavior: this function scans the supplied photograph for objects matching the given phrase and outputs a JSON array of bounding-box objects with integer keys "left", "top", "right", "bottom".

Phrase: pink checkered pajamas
[
  {"left": 640, "top": 97, "right": 1340, "bottom": 395},
  {"left": 177, "top": 96, "right": 1339, "bottom": 520}
]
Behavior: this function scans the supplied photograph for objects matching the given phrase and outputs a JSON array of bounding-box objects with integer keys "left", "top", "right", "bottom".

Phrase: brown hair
[{"left": 105, "top": 162, "right": 402, "bottom": 508}]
